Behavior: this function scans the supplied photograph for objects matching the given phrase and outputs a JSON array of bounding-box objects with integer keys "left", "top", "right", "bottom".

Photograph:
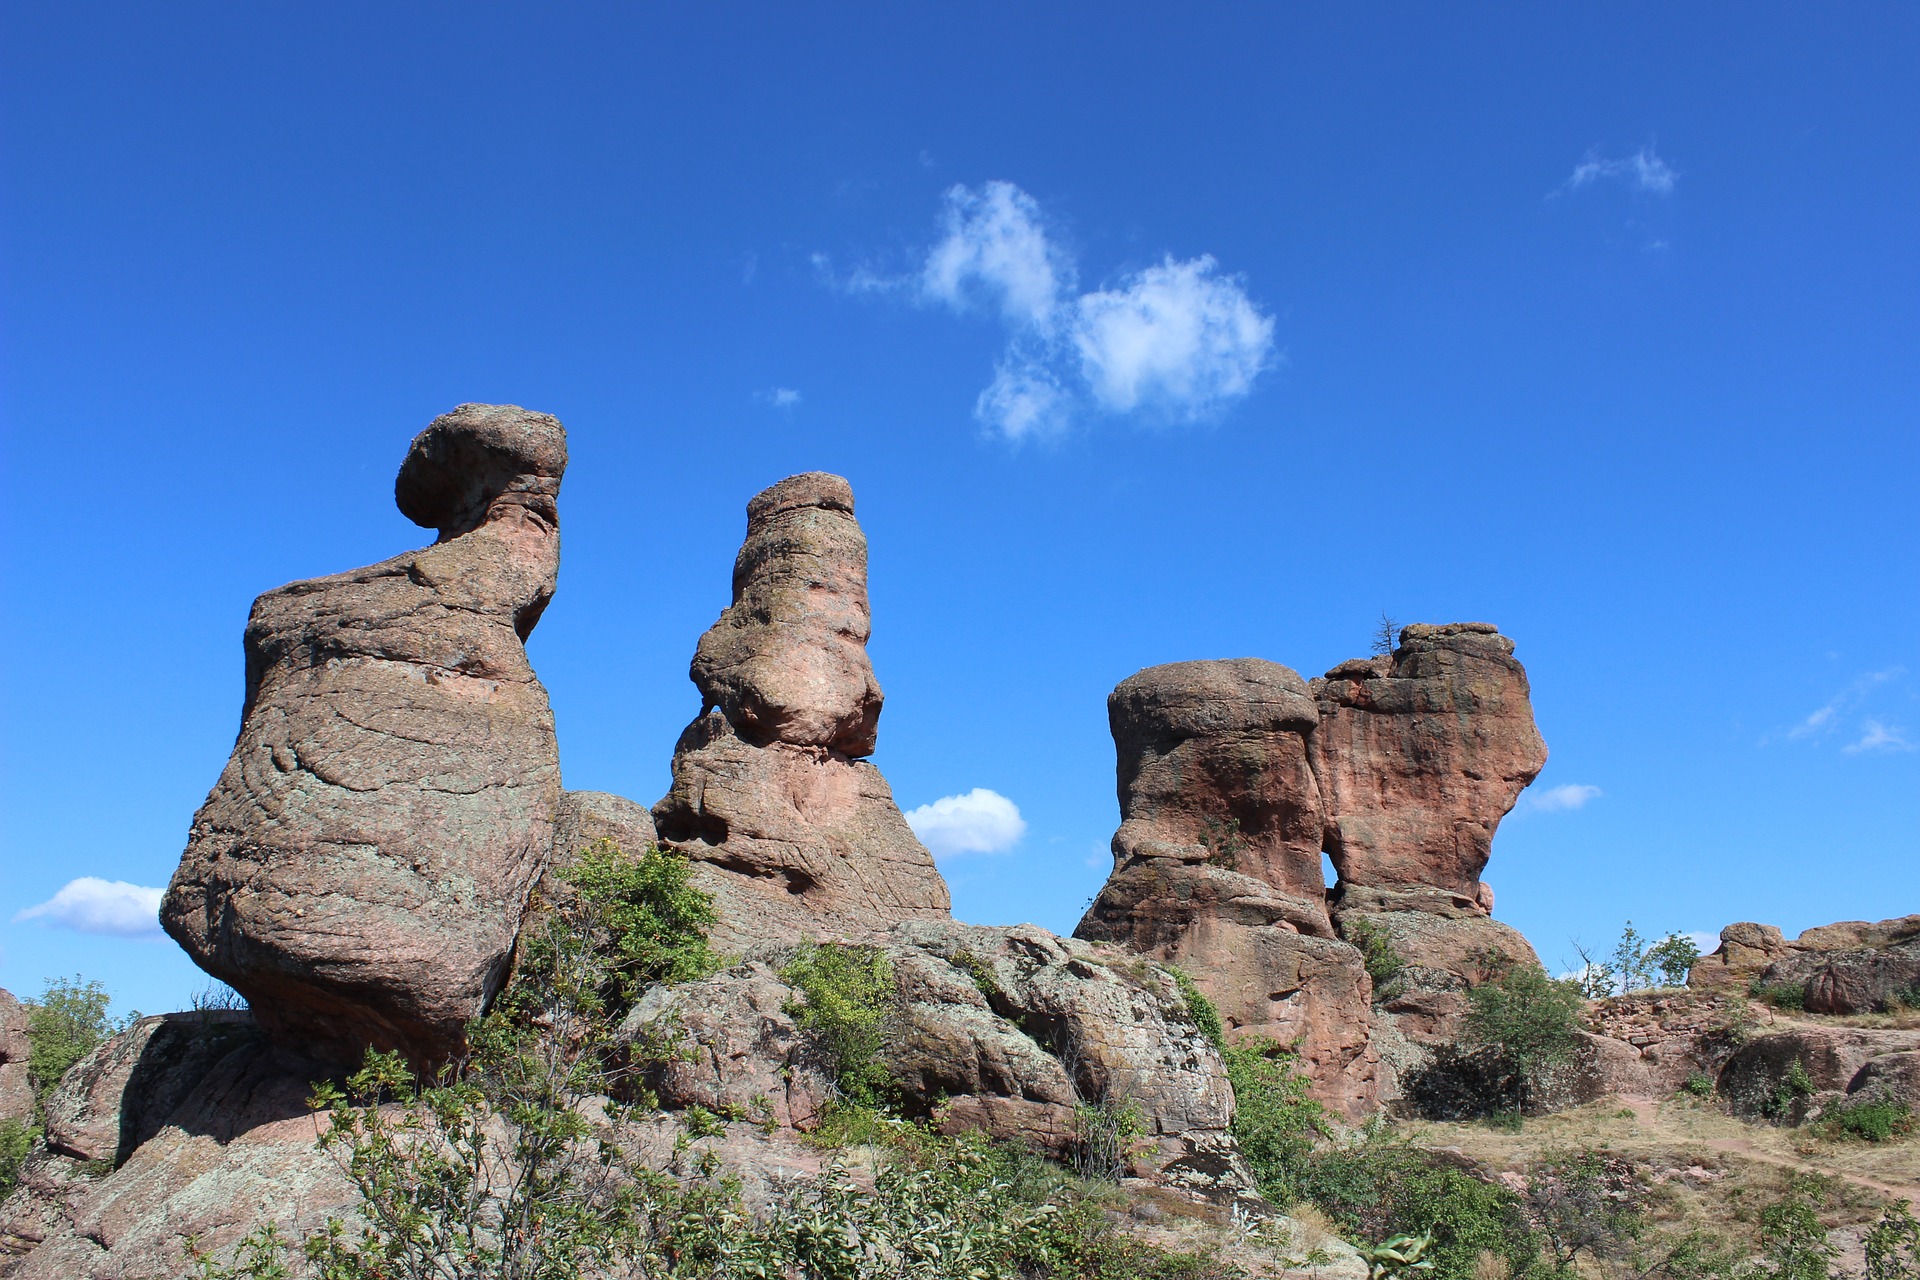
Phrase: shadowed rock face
[
  {"left": 1074, "top": 659, "right": 1379, "bottom": 1120},
  {"left": 1311, "top": 623, "right": 1547, "bottom": 908},
  {"left": 1, "top": 987, "right": 31, "bottom": 1124},
  {"left": 650, "top": 473, "right": 949, "bottom": 948},
  {"left": 160, "top": 404, "right": 567, "bottom": 1064}
]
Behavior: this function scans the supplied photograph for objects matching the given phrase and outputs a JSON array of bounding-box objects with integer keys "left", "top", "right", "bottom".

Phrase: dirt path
[{"left": 1619, "top": 1096, "right": 1918, "bottom": 1207}]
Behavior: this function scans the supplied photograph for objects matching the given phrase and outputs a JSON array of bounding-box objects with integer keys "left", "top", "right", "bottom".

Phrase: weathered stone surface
[
  {"left": 1717, "top": 1026, "right": 1920, "bottom": 1118},
  {"left": 3, "top": 1033, "right": 350, "bottom": 1279},
  {"left": 1312, "top": 624, "right": 1547, "bottom": 906},
  {"left": 0, "top": 989, "right": 31, "bottom": 1125},
  {"left": 161, "top": 404, "right": 567, "bottom": 1064},
  {"left": 1088, "top": 659, "right": 1332, "bottom": 936},
  {"left": 1689, "top": 916, "right": 1920, "bottom": 1013},
  {"left": 690, "top": 472, "right": 881, "bottom": 756},
  {"left": 1845, "top": 1050, "right": 1920, "bottom": 1110},
  {"left": 1578, "top": 990, "right": 1753, "bottom": 1095},
  {"left": 627, "top": 922, "right": 1253, "bottom": 1195},
  {"left": 39, "top": 1012, "right": 259, "bottom": 1167},
  {"left": 651, "top": 474, "right": 949, "bottom": 949}
]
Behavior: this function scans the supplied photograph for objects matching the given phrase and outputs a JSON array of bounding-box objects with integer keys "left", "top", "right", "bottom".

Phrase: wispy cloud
[
  {"left": 829, "top": 180, "right": 1275, "bottom": 441},
  {"left": 756, "top": 387, "right": 802, "bottom": 409},
  {"left": 1527, "top": 783, "right": 1603, "bottom": 813},
  {"left": 904, "top": 788, "right": 1028, "bottom": 858},
  {"left": 15, "top": 877, "right": 165, "bottom": 938},
  {"left": 1844, "top": 719, "right": 1914, "bottom": 755},
  {"left": 1559, "top": 146, "right": 1679, "bottom": 196},
  {"left": 1768, "top": 667, "right": 1910, "bottom": 754}
]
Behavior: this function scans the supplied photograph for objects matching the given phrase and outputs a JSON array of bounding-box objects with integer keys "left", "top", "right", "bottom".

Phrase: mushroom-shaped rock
[
  {"left": 161, "top": 404, "right": 567, "bottom": 1064},
  {"left": 650, "top": 473, "right": 949, "bottom": 948}
]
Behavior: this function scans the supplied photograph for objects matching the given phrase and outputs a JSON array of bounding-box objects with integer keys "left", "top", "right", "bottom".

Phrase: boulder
[
  {"left": 0, "top": 988, "right": 31, "bottom": 1124},
  {"left": 1689, "top": 916, "right": 1920, "bottom": 1013},
  {"left": 161, "top": 404, "right": 568, "bottom": 1064},
  {"left": 4, "top": 1035, "right": 351, "bottom": 1280},
  {"left": 626, "top": 921, "right": 1254, "bottom": 1196},
  {"left": 1074, "top": 659, "right": 1378, "bottom": 1119},
  {"left": 1716, "top": 1026, "right": 1920, "bottom": 1118},
  {"left": 651, "top": 473, "right": 950, "bottom": 950},
  {"left": 1312, "top": 624, "right": 1547, "bottom": 906},
  {"left": 38, "top": 1012, "right": 259, "bottom": 1166},
  {"left": 1687, "top": 922, "right": 1792, "bottom": 993},
  {"left": 1845, "top": 1050, "right": 1920, "bottom": 1110}
]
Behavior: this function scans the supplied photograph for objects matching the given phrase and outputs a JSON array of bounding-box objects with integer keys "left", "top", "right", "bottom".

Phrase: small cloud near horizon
[
  {"left": 1527, "top": 783, "right": 1603, "bottom": 813},
  {"left": 904, "top": 788, "right": 1028, "bottom": 858},
  {"left": 826, "top": 180, "right": 1275, "bottom": 442},
  {"left": 15, "top": 877, "right": 165, "bottom": 938}
]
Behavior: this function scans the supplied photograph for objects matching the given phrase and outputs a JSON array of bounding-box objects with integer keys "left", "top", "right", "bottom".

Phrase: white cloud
[
  {"left": 904, "top": 788, "right": 1028, "bottom": 858},
  {"left": 15, "top": 877, "right": 165, "bottom": 938},
  {"left": 1844, "top": 719, "right": 1914, "bottom": 755},
  {"left": 1528, "top": 783, "right": 1603, "bottom": 813},
  {"left": 756, "top": 387, "right": 802, "bottom": 408},
  {"left": 1072, "top": 256, "right": 1273, "bottom": 419},
  {"left": 921, "top": 181, "right": 1073, "bottom": 330},
  {"left": 1562, "top": 146, "right": 1678, "bottom": 195},
  {"left": 832, "top": 181, "right": 1274, "bottom": 441}
]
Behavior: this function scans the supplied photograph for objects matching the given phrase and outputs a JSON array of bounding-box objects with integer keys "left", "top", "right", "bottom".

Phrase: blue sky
[{"left": 3, "top": 5, "right": 1915, "bottom": 1018}]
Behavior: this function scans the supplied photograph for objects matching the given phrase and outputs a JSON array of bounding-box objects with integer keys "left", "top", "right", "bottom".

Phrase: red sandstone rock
[
  {"left": 1312, "top": 624, "right": 1546, "bottom": 906},
  {"left": 1688, "top": 916, "right": 1920, "bottom": 1014},
  {"left": 0, "top": 988, "right": 31, "bottom": 1125},
  {"left": 1074, "top": 659, "right": 1378, "bottom": 1119},
  {"left": 160, "top": 404, "right": 567, "bottom": 1063},
  {"left": 651, "top": 474, "right": 949, "bottom": 948}
]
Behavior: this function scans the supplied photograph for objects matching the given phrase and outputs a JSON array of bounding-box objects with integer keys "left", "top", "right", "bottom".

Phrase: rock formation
[
  {"left": 629, "top": 921, "right": 1253, "bottom": 1195},
  {"left": 160, "top": 404, "right": 568, "bottom": 1063},
  {"left": 649, "top": 472, "right": 950, "bottom": 950},
  {"left": 1075, "top": 659, "right": 1380, "bottom": 1120},
  {"left": 1311, "top": 623, "right": 1547, "bottom": 911},
  {"left": 0, "top": 989, "right": 31, "bottom": 1125},
  {"left": 1690, "top": 916, "right": 1920, "bottom": 1015}
]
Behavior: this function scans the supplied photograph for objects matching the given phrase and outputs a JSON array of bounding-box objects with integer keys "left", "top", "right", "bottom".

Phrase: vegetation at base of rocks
[
  {"left": 1751, "top": 1175, "right": 1841, "bottom": 1280},
  {"left": 1817, "top": 1099, "right": 1914, "bottom": 1143},
  {"left": 1681, "top": 1071, "right": 1717, "bottom": 1099},
  {"left": 1344, "top": 917, "right": 1407, "bottom": 1000},
  {"left": 1458, "top": 958, "right": 1585, "bottom": 1110},
  {"left": 1759, "top": 1059, "right": 1818, "bottom": 1124},
  {"left": 1866, "top": 1203, "right": 1920, "bottom": 1280},
  {"left": 779, "top": 941, "right": 900, "bottom": 1110},
  {"left": 1573, "top": 923, "right": 1701, "bottom": 998},
  {"left": 0, "top": 1116, "right": 35, "bottom": 1199},
  {"left": 1167, "top": 965, "right": 1225, "bottom": 1049},
  {"left": 950, "top": 947, "right": 1003, "bottom": 1002},
  {"left": 1751, "top": 980, "right": 1809, "bottom": 1012},
  {"left": 24, "top": 974, "right": 132, "bottom": 1101},
  {"left": 544, "top": 838, "right": 720, "bottom": 1013},
  {"left": 1070, "top": 1097, "right": 1149, "bottom": 1182},
  {"left": 1224, "top": 1037, "right": 1331, "bottom": 1206}
]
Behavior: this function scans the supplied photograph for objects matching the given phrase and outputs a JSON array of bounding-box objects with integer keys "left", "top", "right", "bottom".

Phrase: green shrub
[
  {"left": 780, "top": 942, "right": 899, "bottom": 1110},
  {"left": 1759, "top": 1058, "right": 1818, "bottom": 1123},
  {"left": 1224, "top": 1037, "right": 1329, "bottom": 1206},
  {"left": 950, "top": 948, "right": 1003, "bottom": 1003},
  {"left": 1866, "top": 1202, "right": 1920, "bottom": 1280},
  {"left": 1752, "top": 980, "right": 1808, "bottom": 1011},
  {"left": 1166, "top": 966, "right": 1224, "bottom": 1049},
  {"left": 550, "top": 838, "right": 718, "bottom": 1006},
  {"left": 1681, "top": 1070, "right": 1716, "bottom": 1099},
  {"left": 1752, "top": 1175, "right": 1838, "bottom": 1280},
  {"left": 1821, "top": 1099, "right": 1914, "bottom": 1142},
  {"left": 1071, "top": 1097, "right": 1148, "bottom": 1182},
  {"left": 0, "top": 1117, "right": 35, "bottom": 1199},
  {"left": 1344, "top": 918, "right": 1406, "bottom": 999},
  {"left": 25, "top": 976, "right": 129, "bottom": 1099}
]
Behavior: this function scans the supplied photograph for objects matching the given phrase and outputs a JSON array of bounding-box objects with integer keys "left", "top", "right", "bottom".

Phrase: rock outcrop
[
  {"left": 1075, "top": 660, "right": 1379, "bottom": 1120},
  {"left": 650, "top": 473, "right": 950, "bottom": 950},
  {"left": 1311, "top": 624, "right": 1547, "bottom": 909},
  {"left": 3, "top": 1019, "right": 351, "bottom": 1280},
  {"left": 1691, "top": 916, "right": 1920, "bottom": 1015},
  {"left": 0, "top": 989, "right": 30, "bottom": 1125},
  {"left": 160, "top": 404, "right": 568, "bottom": 1063},
  {"left": 629, "top": 921, "right": 1254, "bottom": 1196}
]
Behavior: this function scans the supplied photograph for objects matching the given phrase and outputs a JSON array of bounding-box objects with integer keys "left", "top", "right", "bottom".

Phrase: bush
[
  {"left": 1343, "top": 918, "right": 1406, "bottom": 999},
  {"left": 1821, "top": 1099, "right": 1914, "bottom": 1142},
  {"left": 0, "top": 1117, "right": 34, "bottom": 1199},
  {"left": 1166, "top": 966, "right": 1224, "bottom": 1049},
  {"left": 1866, "top": 1202, "right": 1920, "bottom": 1280},
  {"left": 25, "top": 976, "right": 129, "bottom": 1100},
  {"left": 1752, "top": 980, "right": 1808, "bottom": 1011},
  {"left": 1224, "top": 1037, "right": 1329, "bottom": 1205},
  {"left": 1752, "top": 1175, "right": 1839, "bottom": 1280},
  {"left": 1525, "top": 1151, "right": 1647, "bottom": 1272},
  {"left": 780, "top": 942, "right": 899, "bottom": 1110},
  {"left": 548, "top": 838, "right": 718, "bottom": 1008}
]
